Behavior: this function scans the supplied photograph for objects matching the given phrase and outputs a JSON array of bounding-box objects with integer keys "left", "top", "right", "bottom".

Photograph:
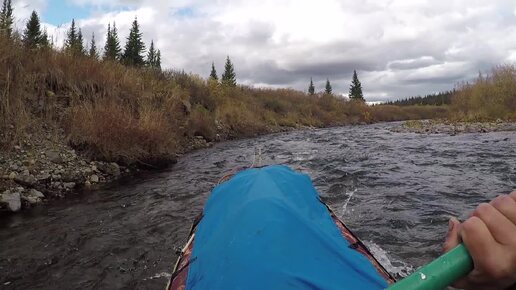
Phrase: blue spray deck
[{"left": 184, "top": 165, "right": 388, "bottom": 290}]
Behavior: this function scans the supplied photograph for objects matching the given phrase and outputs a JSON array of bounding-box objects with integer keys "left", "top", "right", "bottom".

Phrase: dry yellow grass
[
  {"left": 1, "top": 35, "right": 457, "bottom": 165},
  {"left": 451, "top": 64, "right": 516, "bottom": 121}
]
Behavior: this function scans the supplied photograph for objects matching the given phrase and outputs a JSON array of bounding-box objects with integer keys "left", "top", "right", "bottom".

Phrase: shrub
[{"left": 451, "top": 64, "right": 516, "bottom": 121}]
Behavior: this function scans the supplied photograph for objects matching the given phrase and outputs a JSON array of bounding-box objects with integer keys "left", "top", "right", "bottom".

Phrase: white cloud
[{"left": 13, "top": 0, "right": 516, "bottom": 101}]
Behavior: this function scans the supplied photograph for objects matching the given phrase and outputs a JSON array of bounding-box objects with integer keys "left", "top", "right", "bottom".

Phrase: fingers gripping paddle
[{"left": 386, "top": 244, "right": 473, "bottom": 290}]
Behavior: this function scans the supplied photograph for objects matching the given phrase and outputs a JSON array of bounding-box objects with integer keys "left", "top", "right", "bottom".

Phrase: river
[{"left": 1, "top": 123, "right": 515, "bottom": 289}]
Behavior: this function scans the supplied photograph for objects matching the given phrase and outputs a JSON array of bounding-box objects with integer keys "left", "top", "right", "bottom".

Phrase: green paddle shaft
[{"left": 386, "top": 244, "right": 473, "bottom": 290}]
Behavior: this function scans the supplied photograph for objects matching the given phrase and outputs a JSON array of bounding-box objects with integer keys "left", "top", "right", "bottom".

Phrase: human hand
[{"left": 443, "top": 191, "right": 516, "bottom": 290}]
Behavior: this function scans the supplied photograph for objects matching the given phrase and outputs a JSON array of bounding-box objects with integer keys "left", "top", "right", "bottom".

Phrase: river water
[{"left": 1, "top": 123, "right": 515, "bottom": 289}]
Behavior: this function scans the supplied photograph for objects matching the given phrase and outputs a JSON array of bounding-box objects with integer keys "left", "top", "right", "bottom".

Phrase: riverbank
[
  {"left": 0, "top": 125, "right": 133, "bottom": 212},
  {"left": 0, "top": 121, "right": 299, "bottom": 213},
  {"left": 391, "top": 119, "right": 516, "bottom": 134}
]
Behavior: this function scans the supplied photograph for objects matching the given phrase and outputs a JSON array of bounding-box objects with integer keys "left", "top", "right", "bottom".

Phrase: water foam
[
  {"left": 143, "top": 272, "right": 172, "bottom": 281},
  {"left": 341, "top": 188, "right": 357, "bottom": 214},
  {"left": 364, "top": 240, "right": 414, "bottom": 278}
]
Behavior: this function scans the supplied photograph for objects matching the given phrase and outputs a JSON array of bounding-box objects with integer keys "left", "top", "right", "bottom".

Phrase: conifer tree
[
  {"left": 155, "top": 50, "right": 161, "bottom": 70},
  {"left": 146, "top": 40, "right": 156, "bottom": 66},
  {"left": 40, "top": 29, "right": 50, "bottom": 48},
  {"left": 221, "top": 56, "right": 236, "bottom": 87},
  {"left": 122, "top": 17, "right": 146, "bottom": 66},
  {"left": 103, "top": 23, "right": 122, "bottom": 61},
  {"left": 65, "top": 19, "right": 77, "bottom": 50},
  {"left": 349, "top": 70, "right": 364, "bottom": 101},
  {"left": 89, "top": 32, "right": 98, "bottom": 59},
  {"left": 76, "top": 28, "right": 85, "bottom": 54},
  {"left": 325, "top": 79, "right": 332, "bottom": 94},
  {"left": 22, "top": 11, "right": 43, "bottom": 49},
  {"left": 0, "top": 0, "right": 13, "bottom": 38},
  {"left": 308, "top": 77, "right": 315, "bottom": 95},
  {"left": 209, "top": 62, "right": 218, "bottom": 81},
  {"left": 145, "top": 40, "right": 161, "bottom": 69},
  {"left": 65, "top": 19, "right": 84, "bottom": 56}
]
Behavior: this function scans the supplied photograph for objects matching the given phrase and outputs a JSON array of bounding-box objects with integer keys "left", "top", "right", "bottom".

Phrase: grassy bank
[
  {"left": 450, "top": 65, "right": 516, "bottom": 121},
  {"left": 0, "top": 36, "right": 446, "bottom": 166}
]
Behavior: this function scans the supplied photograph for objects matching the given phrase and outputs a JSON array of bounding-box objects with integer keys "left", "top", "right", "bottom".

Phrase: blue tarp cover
[{"left": 186, "top": 165, "right": 388, "bottom": 290}]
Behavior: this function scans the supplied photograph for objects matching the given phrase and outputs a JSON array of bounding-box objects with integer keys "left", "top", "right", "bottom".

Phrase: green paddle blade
[{"left": 386, "top": 244, "right": 473, "bottom": 290}]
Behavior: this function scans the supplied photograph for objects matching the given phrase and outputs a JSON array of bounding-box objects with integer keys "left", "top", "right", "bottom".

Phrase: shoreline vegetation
[{"left": 1, "top": 8, "right": 515, "bottom": 213}]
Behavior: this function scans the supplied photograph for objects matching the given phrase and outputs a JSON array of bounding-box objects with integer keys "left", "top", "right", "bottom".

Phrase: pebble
[
  {"left": 63, "top": 182, "right": 76, "bottom": 189},
  {"left": 22, "top": 189, "right": 45, "bottom": 204},
  {"left": 90, "top": 174, "right": 99, "bottom": 183}
]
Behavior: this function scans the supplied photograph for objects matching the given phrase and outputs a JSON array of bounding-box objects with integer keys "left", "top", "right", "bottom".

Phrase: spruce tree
[
  {"left": 89, "top": 32, "right": 98, "bottom": 59},
  {"left": 103, "top": 23, "right": 122, "bottom": 61},
  {"left": 0, "top": 0, "right": 13, "bottom": 38},
  {"left": 76, "top": 28, "right": 85, "bottom": 55},
  {"left": 40, "top": 29, "right": 50, "bottom": 48},
  {"left": 65, "top": 19, "right": 77, "bottom": 49},
  {"left": 122, "top": 17, "right": 146, "bottom": 66},
  {"left": 221, "top": 56, "right": 236, "bottom": 87},
  {"left": 146, "top": 40, "right": 156, "bottom": 66},
  {"left": 65, "top": 19, "right": 83, "bottom": 56},
  {"left": 155, "top": 50, "right": 161, "bottom": 70},
  {"left": 349, "top": 70, "right": 364, "bottom": 101},
  {"left": 209, "top": 62, "right": 218, "bottom": 81},
  {"left": 308, "top": 77, "right": 315, "bottom": 95},
  {"left": 325, "top": 79, "right": 332, "bottom": 94},
  {"left": 22, "top": 11, "right": 42, "bottom": 49}
]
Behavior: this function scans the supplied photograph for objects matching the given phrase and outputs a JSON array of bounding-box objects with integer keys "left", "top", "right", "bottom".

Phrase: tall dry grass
[
  {"left": 1, "top": 35, "right": 449, "bottom": 165},
  {"left": 451, "top": 65, "right": 516, "bottom": 121}
]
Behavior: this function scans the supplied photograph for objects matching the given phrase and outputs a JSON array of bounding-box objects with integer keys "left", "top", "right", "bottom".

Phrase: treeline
[
  {"left": 0, "top": 1, "right": 161, "bottom": 69},
  {"left": 385, "top": 90, "right": 454, "bottom": 106}
]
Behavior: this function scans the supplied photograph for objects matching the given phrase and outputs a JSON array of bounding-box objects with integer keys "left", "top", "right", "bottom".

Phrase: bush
[
  {"left": 67, "top": 99, "right": 178, "bottom": 165},
  {"left": 451, "top": 65, "right": 516, "bottom": 121},
  {"left": 188, "top": 105, "right": 216, "bottom": 141}
]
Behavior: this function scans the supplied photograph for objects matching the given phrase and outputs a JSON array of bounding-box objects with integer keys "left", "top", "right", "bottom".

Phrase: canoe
[{"left": 167, "top": 165, "right": 395, "bottom": 290}]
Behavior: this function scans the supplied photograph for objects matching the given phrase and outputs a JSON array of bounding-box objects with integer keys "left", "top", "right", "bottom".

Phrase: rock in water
[
  {"left": 0, "top": 190, "right": 22, "bottom": 212},
  {"left": 98, "top": 162, "right": 121, "bottom": 176},
  {"left": 22, "top": 189, "right": 45, "bottom": 204}
]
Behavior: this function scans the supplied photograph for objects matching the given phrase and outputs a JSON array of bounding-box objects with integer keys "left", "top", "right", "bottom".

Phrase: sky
[{"left": 9, "top": 0, "right": 516, "bottom": 102}]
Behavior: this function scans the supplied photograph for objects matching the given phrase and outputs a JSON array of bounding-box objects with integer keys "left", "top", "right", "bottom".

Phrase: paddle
[{"left": 385, "top": 244, "right": 473, "bottom": 290}]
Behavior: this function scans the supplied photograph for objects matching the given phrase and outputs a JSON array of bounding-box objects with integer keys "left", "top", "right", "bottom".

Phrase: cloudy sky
[{"left": 10, "top": 0, "right": 516, "bottom": 101}]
